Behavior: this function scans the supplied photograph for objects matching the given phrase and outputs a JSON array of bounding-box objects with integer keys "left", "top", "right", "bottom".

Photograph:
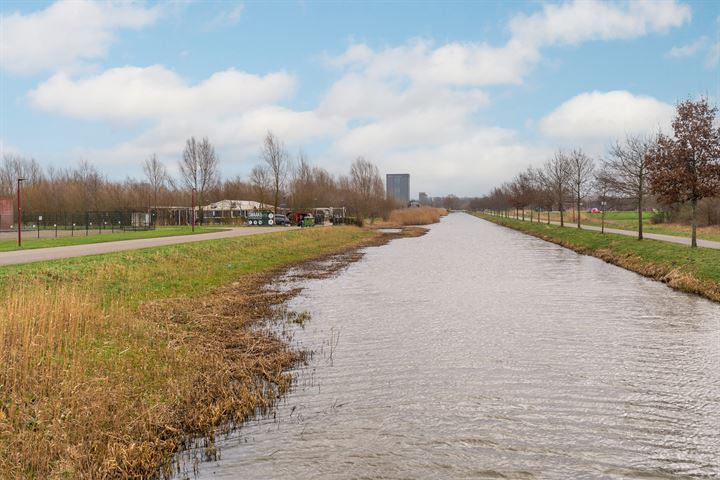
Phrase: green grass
[
  {"left": 529, "top": 210, "right": 720, "bottom": 242},
  {"left": 476, "top": 213, "right": 720, "bottom": 291},
  {"left": 0, "top": 226, "right": 378, "bottom": 478},
  {"left": 0, "top": 227, "right": 374, "bottom": 307},
  {"left": 0, "top": 226, "right": 224, "bottom": 252}
]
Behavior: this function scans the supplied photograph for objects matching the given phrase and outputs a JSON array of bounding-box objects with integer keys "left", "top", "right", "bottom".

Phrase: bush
[{"left": 650, "top": 210, "right": 667, "bottom": 224}]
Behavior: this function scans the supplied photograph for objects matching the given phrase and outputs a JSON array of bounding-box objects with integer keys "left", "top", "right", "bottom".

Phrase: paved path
[
  {"left": 488, "top": 215, "right": 720, "bottom": 250},
  {"left": 0, "top": 226, "right": 299, "bottom": 266}
]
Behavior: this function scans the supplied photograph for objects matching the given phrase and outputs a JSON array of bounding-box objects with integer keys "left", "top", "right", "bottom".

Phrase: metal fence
[{"left": 0, "top": 210, "right": 155, "bottom": 235}]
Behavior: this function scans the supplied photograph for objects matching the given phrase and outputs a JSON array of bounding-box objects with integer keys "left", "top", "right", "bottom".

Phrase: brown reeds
[
  {"left": 388, "top": 207, "right": 448, "bottom": 226},
  {"left": 0, "top": 226, "right": 423, "bottom": 479}
]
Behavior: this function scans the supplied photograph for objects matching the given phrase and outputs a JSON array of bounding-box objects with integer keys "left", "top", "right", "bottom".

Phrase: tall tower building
[{"left": 386, "top": 174, "right": 410, "bottom": 204}]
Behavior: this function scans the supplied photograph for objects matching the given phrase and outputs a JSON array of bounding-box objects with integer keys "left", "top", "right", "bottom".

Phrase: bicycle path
[
  {"left": 489, "top": 216, "right": 720, "bottom": 250},
  {"left": 0, "top": 226, "right": 299, "bottom": 266}
]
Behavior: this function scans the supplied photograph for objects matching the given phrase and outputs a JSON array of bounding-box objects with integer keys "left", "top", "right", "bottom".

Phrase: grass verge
[
  {"left": 533, "top": 210, "right": 720, "bottom": 242},
  {"left": 476, "top": 213, "right": 720, "bottom": 303},
  {"left": 0, "top": 226, "right": 404, "bottom": 479},
  {"left": 0, "top": 226, "right": 224, "bottom": 252}
]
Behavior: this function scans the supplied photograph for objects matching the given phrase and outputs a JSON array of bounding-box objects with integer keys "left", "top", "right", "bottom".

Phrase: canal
[{"left": 195, "top": 212, "right": 720, "bottom": 479}]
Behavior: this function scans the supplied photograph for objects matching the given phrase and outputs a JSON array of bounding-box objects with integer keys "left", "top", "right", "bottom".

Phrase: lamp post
[
  {"left": 17, "top": 178, "right": 26, "bottom": 247},
  {"left": 191, "top": 187, "right": 196, "bottom": 232}
]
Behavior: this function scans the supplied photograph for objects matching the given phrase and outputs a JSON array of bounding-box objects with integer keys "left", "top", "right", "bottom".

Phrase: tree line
[
  {"left": 0, "top": 131, "right": 397, "bottom": 225},
  {"left": 475, "top": 97, "right": 720, "bottom": 248}
]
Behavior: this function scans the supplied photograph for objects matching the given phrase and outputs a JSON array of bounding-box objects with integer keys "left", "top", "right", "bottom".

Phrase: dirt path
[{"left": 0, "top": 226, "right": 299, "bottom": 266}]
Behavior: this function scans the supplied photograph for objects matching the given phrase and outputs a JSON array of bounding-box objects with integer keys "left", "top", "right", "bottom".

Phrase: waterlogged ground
[{"left": 190, "top": 213, "right": 720, "bottom": 479}]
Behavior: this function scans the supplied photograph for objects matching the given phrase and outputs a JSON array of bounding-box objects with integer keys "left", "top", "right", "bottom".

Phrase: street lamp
[{"left": 17, "top": 178, "right": 26, "bottom": 247}]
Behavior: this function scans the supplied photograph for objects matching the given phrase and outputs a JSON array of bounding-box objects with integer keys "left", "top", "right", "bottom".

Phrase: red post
[
  {"left": 17, "top": 178, "right": 25, "bottom": 247},
  {"left": 191, "top": 188, "right": 196, "bottom": 232}
]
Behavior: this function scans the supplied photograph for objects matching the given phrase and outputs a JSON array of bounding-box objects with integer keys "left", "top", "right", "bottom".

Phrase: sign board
[{"left": 246, "top": 210, "right": 275, "bottom": 226}]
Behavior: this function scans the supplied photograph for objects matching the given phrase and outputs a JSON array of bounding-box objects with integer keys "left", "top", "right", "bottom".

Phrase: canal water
[{"left": 194, "top": 212, "right": 720, "bottom": 479}]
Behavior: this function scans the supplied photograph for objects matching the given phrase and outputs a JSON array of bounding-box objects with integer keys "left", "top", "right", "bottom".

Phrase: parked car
[{"left": 273, "top": 214, "right": 290, "bottom": 226}]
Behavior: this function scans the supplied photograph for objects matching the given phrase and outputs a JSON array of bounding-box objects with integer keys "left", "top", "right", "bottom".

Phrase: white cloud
[
  {"left": 329, "top": 39, "right": 538, "bottom": 87},
  {"left": 509, "top": 0, "right": 691, "bottom": 48},
  {"left": 28, "top": 66, "right": 296, "bottom": 122},
  {"left": 667, "top": 37, "right": 708, "bottom": 58},
  {"left": 0, "top": 0, "right": 161, "bottom": 74},
  {"left": 327, "top": 2, "right": 690, "bottom": 90},
  {"left": 540, "top": 91, "right": 674, "bottom": 144}
]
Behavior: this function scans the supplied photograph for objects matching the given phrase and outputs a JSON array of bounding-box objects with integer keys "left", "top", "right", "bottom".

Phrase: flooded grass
[
  {"left": 0, "top": 227, "right": 409, "bottom": 479},
  {"left": 477, "top": 213, "right": 720, "bottom": 303}
]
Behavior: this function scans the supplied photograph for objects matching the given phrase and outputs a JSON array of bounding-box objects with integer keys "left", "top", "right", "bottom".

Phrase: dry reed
[
  {"left": 388, "top": 207, "right": 448, "bottom": 226},
  {"left": 0, "top": 226, "right": 421, "bottom": 479}
]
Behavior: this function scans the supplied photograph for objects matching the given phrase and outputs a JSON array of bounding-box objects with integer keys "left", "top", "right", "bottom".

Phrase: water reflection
[{"left": 192, "top": 213, "right": 720, "bottom": 479}]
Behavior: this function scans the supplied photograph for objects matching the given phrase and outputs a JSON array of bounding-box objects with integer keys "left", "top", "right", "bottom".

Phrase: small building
[
  {"left": 201, "top": 200, "right": 273, "bottom": 222},
  {"left": 386, "top": 174, "right": 410, "bottom": 204},
  {"left": 419, "top": 192, "right": 429, "bottom": 205}
]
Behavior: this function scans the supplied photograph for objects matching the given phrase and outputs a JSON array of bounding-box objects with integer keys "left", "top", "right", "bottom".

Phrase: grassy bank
[
  {"left": 0, "top": 226, "right": 382, "bottom": 479},
  {"left": 476, "top": 213, "right": 720, "bottom": 302},
  {"left": 528, "top": 210, "right": 720, "bottom": 242},
  {"left": 0, "top": 226, "right": 223, "bottom": 252},
  {"left": 388, "top": 207, "right": 448, "bottom": 225}
]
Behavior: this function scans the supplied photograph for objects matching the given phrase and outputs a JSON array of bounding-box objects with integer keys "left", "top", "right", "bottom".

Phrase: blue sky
[{"left": 1, "top": 0, "right": 718, "bottom": 197}]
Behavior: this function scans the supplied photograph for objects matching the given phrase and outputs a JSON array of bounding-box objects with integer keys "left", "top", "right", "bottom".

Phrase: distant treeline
[
  {"left": 0, "top": 131, "right": 399, "bottom": 223},
  {"left": 471, "top": 97, "right": 720, "bottom": 248}
]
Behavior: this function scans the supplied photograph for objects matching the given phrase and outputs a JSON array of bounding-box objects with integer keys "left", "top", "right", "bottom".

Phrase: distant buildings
[
  {"left": 386, "top": 174, "right": 410, "bottom": 204},
  {"left": 419, "top": 192, "right": 429, "bottom": 205}
]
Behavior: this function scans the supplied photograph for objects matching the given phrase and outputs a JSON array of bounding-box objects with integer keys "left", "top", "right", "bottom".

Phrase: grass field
[
  {"left": 0, "top": 226, "right": 223, "bottom": 252},
  {"left": 0, "top": 226, "right": 378, "bottom": 479},
  {"left": 476, "top": 213, "right": 720, "bottom": 302},
  {"left": 530, "top": 210, "right": 720, "bottom": 242}
]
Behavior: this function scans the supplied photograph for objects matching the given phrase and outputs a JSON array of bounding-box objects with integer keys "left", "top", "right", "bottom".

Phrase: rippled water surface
[{"left": 195, "top": 213, "right": 720, "bottom": 479}]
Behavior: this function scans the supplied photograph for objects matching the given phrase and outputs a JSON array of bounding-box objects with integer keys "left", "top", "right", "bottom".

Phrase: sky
[{"left": 1, "top": 0, "right": 718, "bottom": 198}]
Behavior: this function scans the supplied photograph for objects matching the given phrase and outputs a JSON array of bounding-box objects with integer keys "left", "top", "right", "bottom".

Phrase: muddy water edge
[{"left": 157, "top": 226, "right": 426, "bottom": 479}]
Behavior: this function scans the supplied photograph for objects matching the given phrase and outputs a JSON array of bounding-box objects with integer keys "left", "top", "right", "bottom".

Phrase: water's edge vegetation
[
  {"left": 475, "top": 213, "right": 720, "bottom": 303},
  {"left": 0, "top": 226, "right": 425, "bottom": 479}
]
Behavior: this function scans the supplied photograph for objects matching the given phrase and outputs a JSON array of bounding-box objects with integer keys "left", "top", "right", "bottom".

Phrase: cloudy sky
[{"left": 1, "top": 0, "right": 718, "bottom": 197}]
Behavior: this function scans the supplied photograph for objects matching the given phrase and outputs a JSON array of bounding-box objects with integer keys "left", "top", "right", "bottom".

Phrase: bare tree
[
  {"left": 349, "top": 156, "right": 384, "bottom": 223},
  {"left": 290, "top": 150, "right": 314, "bottom": 211},
  {"left": 261, "top": 131, "right": 289, "bottom": 214},
  {"left": 179, "top": 136, "right": 219, "bottom": 222},
  {"left": 594, "top": 164, "right": 614, "bottom": 234},
  {"left": 142, "top": 153, "right": 167, "bottom": 212},
  {"left": 539, "top": 150, "right": 572, "bottom": 227},
  {"left": 250, "top": 164, "right": 272, "bottom": 207},
  {"left": 647, "top": 97, "right": 720, "bottom": 247},
  {"left": 567, "top": 149, "right": 595, "bottom": 229},
  {"left": 605, "top": 135, "right": 653, "bottom": 240}
]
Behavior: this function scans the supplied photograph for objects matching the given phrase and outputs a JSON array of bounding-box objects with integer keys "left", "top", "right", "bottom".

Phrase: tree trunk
[
  {"left": 559, "top": 201, "right": 564, "bottom": 227},
  {"left": 547, "top": 211, "right": 550, "bottom": 224},
  {"left": 691, "top": 198, "right": 698, "bottom": 248},
  {"left": 638, "top": 192, "right": 643, "bottom": 241},
  {"left": 576, "top": 195, "right": 581, "bottom": 229}
]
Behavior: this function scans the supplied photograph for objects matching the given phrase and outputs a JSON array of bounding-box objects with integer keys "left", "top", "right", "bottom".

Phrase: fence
[{"left": 0, "top": 210, "right": 155, "bottom": 235}]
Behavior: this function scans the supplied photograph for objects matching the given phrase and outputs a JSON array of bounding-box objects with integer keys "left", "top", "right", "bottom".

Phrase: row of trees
[
  {"left": 0, "top": 131, "right": 397, "bottom": 224},
  {"left": 477, "top": 97, "right": 720, "bottom": 248}
]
